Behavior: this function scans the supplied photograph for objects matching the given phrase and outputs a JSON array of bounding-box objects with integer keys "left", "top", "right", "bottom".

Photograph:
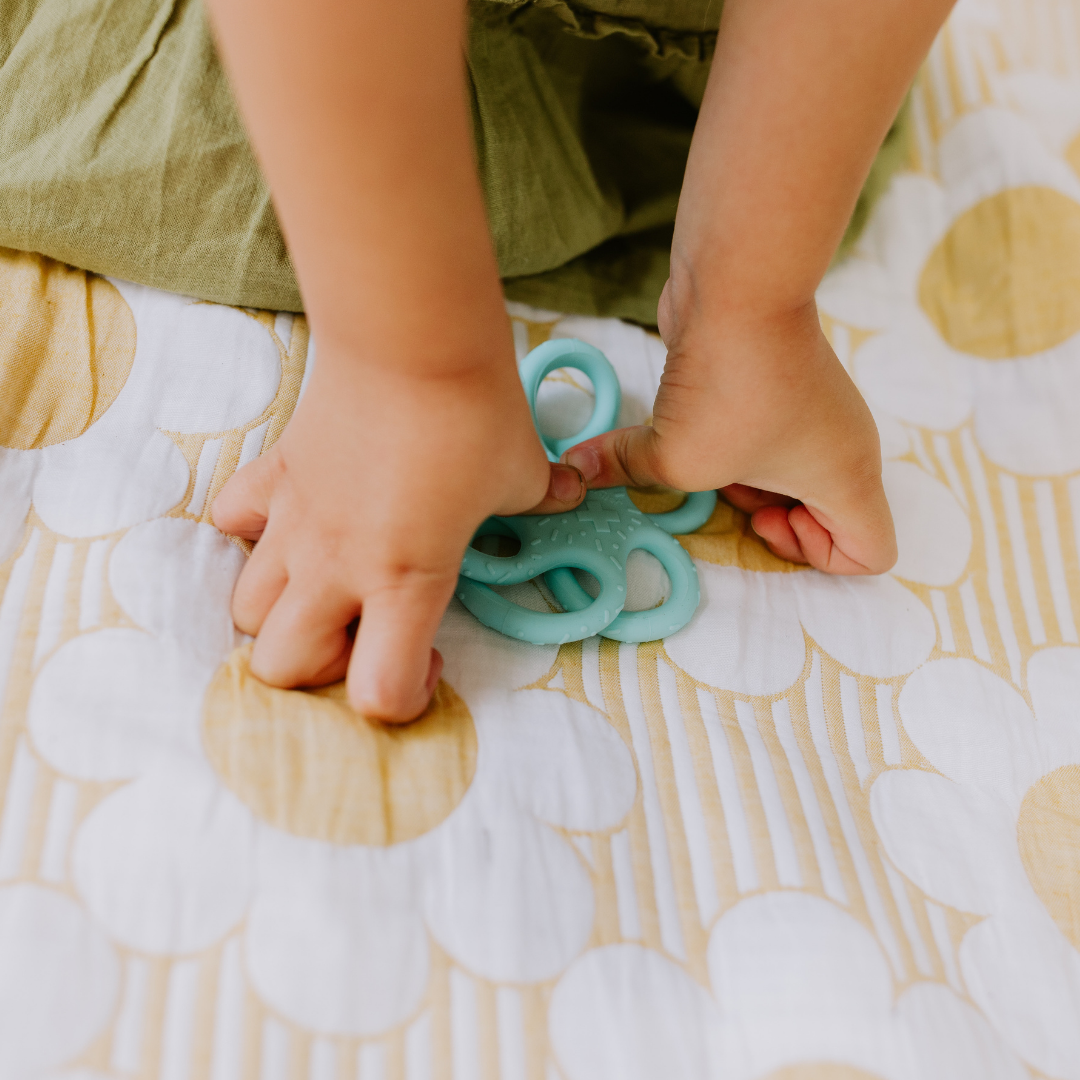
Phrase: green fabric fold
[{"left": 0, "top": 0, "right": 909, "bottom": 323}]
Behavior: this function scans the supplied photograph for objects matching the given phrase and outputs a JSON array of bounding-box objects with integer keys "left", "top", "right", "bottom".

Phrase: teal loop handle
[
  {"left": 647, "top": 489, "right": 719, "bottom": 536},
  {"left": 457, "top": 339, "right": 717, "bottom": 645},
  {"left": 519, "top": 339, "right": 622, "bottom": 461}
]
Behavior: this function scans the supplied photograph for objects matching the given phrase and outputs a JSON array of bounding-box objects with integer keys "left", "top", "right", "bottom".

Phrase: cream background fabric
[{"left": 2, "top": 0, "right": 1080, "bottom": 1074}]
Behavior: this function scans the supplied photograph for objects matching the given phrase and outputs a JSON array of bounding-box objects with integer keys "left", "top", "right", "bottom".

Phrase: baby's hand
[
  {"left": 212, "top": 349, "right": 585, "bottom": 722},
  {"left": 562, "top": 291, "right": 897, "bottom": 575}
]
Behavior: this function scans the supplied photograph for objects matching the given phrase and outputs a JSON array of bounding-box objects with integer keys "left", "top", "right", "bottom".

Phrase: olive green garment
[{"left": 0, "top": 0, "right": 909, "bottom": 324}]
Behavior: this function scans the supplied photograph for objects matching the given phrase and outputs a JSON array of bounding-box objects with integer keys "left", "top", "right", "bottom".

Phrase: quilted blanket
[{"left": 1, "top": 0, "right": 1079, "bottom": 1075}]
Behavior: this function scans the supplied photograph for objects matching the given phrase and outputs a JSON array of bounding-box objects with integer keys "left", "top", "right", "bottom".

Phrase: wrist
[
  {"left": 659, "top": 260, "right": 822, "bottom": 351},
  {"left": 309, "top": 291, "right": 518, "bottom": 387},
  {"left": 300, "top": 331, "right": 531, "bottom": 436}
]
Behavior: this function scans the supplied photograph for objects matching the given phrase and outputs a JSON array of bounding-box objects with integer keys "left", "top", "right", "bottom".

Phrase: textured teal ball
[{"left": 457, "top": 339, "right": 716, "bottom": 645}]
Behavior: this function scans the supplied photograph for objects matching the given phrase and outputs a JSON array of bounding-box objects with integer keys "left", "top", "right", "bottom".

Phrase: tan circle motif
[
  {"left": 1066, "top": 132, "right": 1080, "bottom": 179},
  {"left": 918, "top": 186, "right": 1080, "bottom": 359},
  {"left": 627, "top": 489, "right": 805, "bottom": 573},
  {"left": 762, "top": 1066, "right": 885, "bottom": 1080},
  {"left": 0, "top": 248, "right": 136, "bottom": 450},
  {"left": 1018, "top": 764, "right": 1080, "bottom": 950},
  {"left": 203, "top": 645, "right": 477, "bottom": 845}
]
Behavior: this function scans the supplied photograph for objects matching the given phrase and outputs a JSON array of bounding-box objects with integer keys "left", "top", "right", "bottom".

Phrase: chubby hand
[
  {"left": 561, "top": 290, "right": 897, "bottom": 575},
  {"left": 212, "top": 351, "right": 585, "bottom": 722}
]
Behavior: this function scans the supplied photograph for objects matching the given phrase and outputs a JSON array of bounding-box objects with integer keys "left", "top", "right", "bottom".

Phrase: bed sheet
[{"left": 2, "top": 0, "right": 1080, "bottom": 1076}]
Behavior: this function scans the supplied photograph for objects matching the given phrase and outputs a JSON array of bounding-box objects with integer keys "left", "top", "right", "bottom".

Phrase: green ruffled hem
[{"left": 481, "top": 0, "right": 717, "bottom": 62}]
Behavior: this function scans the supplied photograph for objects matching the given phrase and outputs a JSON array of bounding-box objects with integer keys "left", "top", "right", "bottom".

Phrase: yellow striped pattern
[{"left": 1, "top": 0, "right": 1080, "bottom": 1075}]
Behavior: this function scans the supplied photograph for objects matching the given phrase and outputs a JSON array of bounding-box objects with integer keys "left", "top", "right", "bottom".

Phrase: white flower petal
[
  {"left": 898, "top": 659, "right": 1039, "bottom": 803},
  {"left": 708, "top": 893, "right": 895, "bottom": 1075},
  {"left": 961, "top": 910, "right": 1080, "bottom": 1080},
  {"left": 33, "top": 423, "right": 188, "bottom": 537},
  {"left": 246, "top": 837, "right": 427, "bottom": 1037},
  {"left": 28, "top": 628, "right": 208, "bottom": 781},
  {"left": 817, "top": 258, "right": 903, "bottom": 331},
  {"left": 73, "top": 764, "right": 253, "bottom": 953},
  {"left": 150, "top": 302, "right": 280, "bottom": 432},
  {"left": 111, "top": 281, "right": 282, "bottom": 436},
  {"left": 949, "top": 0, "right": 1000, "bottom": 32},
  {"left": 434, "top": 599, "right": 558, "bottom": 700},
  {"left": 483, "top": 689, "right": 636, "bottom": 831},
  {"left": 870, "top": 770, "right": 1024, "bottom": 915},
  {"left": 883, "top": 461, "right": 972, "bottom": 586},
  {"left": 856, "top": 173, "right": 953, "bottom": 290},
  {"left": 1027, "top": 646, "right": 1080, "bottom": 767},
  {"left": 0, "top": 447, "right": 34, "bottom": 565},
  {"left": 41, "top": 1072, "right": 115, "bottom": 1080},
  {"left": 853, "top": 326, "right": 973, "bottom": 431},
  {"left": 938, "top": 109, "right": 1080, "bottom": 218},
  {"left": 665, "top": 567, "right": 806, "bottom": 696},
  {"left": 874, "top": 409, "right": 911, "bottom": 461},
  {"left": 897, "top": 982, "right": 1030, "bottom": 1080},
  {"left": 423, "top": 801, "right": 592, "bottom": 982},
  {"left": 973, "top": 346, "right": 1080, "bottom": 474},
  {"left": 818, "top": 173, "right": 952, "bottom": 333},
  {"left": 549, "top": 944, "right": 716, "bottom": 1080},
  {"left": 0, "top": 884, "right": 119, "bottom": 1076},
  {"left": 997, "top": 72, "right": 1080, "bottom": 153},
  {"left": 109, "top": 518, "right": 245, "bottom": 665},
  {"left": 796, "top": 574, "right": 936, "bottom": 679}
]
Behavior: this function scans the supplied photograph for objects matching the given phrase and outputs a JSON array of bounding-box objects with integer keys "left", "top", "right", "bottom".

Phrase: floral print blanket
[{"left": 1, "top": 0, "right": 1080, "bottom": 1076}]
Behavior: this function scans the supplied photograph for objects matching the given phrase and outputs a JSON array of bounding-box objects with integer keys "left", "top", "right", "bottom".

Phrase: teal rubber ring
[{"left": 457, "top": 339, "right": 716, "bottom": 645}]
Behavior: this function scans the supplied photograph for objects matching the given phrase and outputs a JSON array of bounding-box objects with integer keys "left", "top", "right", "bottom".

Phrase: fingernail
[
  {"left": 562, "top": 446, "right": 600, "bottom": 483},
  {"left": 552, "top": 463, "right": 586, "bottom": 503}
]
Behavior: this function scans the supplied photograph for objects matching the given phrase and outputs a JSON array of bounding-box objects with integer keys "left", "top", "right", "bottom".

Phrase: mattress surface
[{"left": 1, "top": 0, "right": 1080, "bottom": 1075}]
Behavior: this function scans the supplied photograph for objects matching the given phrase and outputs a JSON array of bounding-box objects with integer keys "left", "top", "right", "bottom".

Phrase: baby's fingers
[
  {"left": 212, "top": 452, "right": 282, "bottom": 541},
  {"left": 348, "top": 577, "right": 454, "bottom": 723},
  {"left": 721, "top": 483, "right": 798, "bottom": 515},
  {"left": 250, "top": 577, "right": 357, "bottom": 688},
  {"left": 561, "top": 426, "right": 666, "bottom": 489},
  {"left": 231, "top": 537, "right": 288, "bottom": 635},
  {"left": 750, "top": 505, "right": 869, "bottom": 574},
  {"left": 751, "top": 484, "right": 897, "bottom": 576},
  {"left": 513, "top": 463, "right": 586, "bottom": 516}
]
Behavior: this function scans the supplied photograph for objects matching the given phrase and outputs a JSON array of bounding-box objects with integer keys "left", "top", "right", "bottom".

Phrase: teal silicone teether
[{"left": 457, "top": 339, "right": 716, "bottom": 645}]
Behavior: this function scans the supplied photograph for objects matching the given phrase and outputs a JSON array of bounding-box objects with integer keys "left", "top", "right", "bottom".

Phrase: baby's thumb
[{"left": 561, "top": 426, "right": 664, "bottom": 490}]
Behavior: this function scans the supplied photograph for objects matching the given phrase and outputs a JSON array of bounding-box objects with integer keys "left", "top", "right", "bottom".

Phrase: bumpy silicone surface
[{"left": 457, "top": 339, "right": 715, "bottom": 645}]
